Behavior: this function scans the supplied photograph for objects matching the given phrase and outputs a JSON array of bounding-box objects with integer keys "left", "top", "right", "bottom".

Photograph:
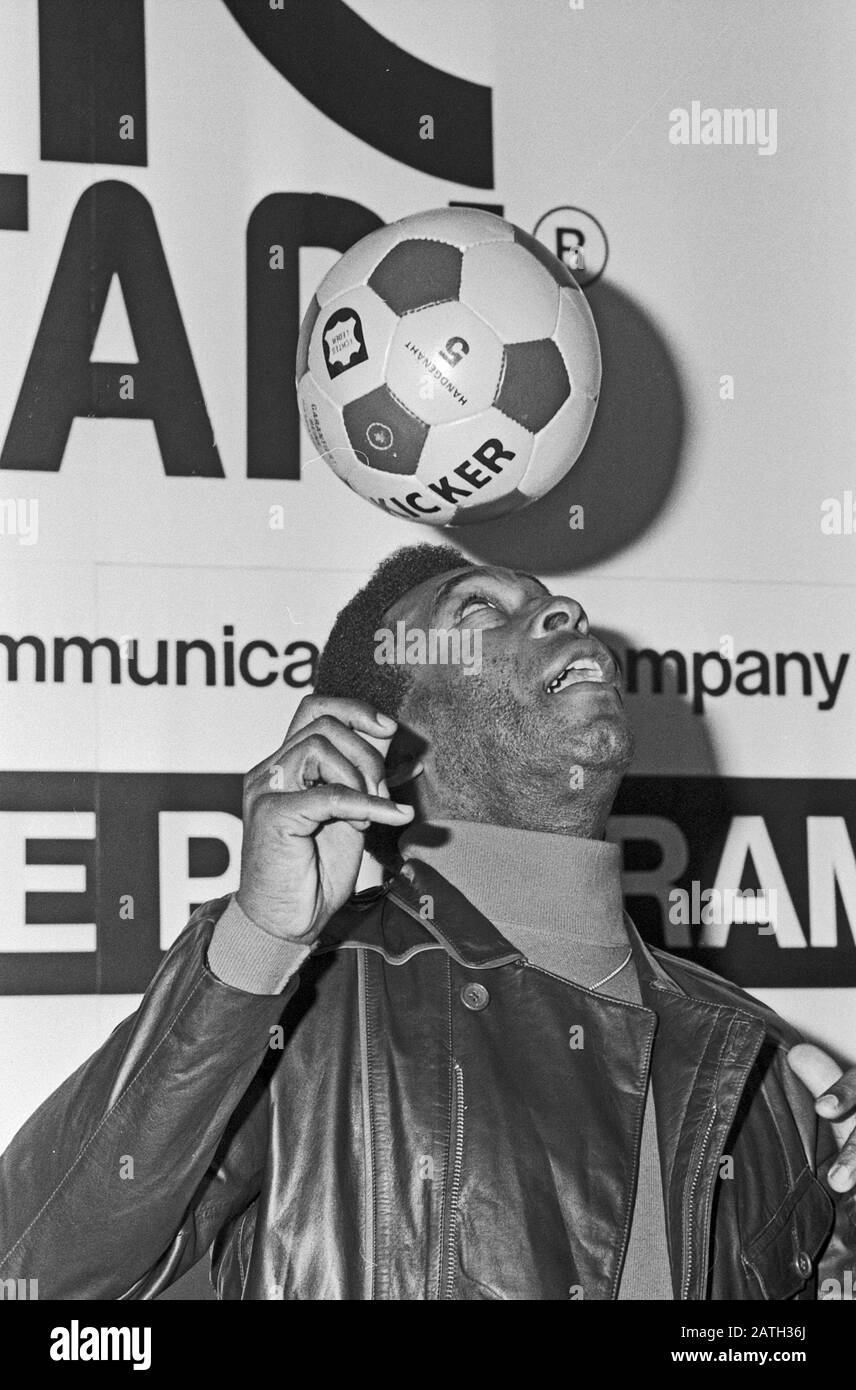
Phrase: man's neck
[{"left": 399, "top": 817, "right": 627, "bottom": 945}]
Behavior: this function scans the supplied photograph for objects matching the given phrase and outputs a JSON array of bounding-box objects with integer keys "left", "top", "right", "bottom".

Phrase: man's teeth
[{"left": 547, "top": 658, "right": 604, "bottom": 693}]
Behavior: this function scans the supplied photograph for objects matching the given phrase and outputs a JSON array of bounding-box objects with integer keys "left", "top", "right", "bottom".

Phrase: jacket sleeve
[{"left": 0, "top": 897, "right": 304, "bottom": 1300}]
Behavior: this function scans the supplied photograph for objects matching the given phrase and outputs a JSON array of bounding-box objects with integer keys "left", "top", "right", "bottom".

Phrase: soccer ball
[{"left": 296, "top": 207, "right": 601, "bottom": 526}]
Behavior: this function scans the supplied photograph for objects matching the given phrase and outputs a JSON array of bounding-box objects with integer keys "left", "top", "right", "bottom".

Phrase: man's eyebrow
[
  {"left": 430, "top": 568, "right": 548, "bottom": 621},
  {"left": 429, "top": 569, "right": 484, "bottom": 621},
  {"left": 520, "top": 572, "right": 550, "bottom": 596}
]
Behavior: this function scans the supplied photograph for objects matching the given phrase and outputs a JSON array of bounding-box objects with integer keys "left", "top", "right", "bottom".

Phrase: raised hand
[{"left": 235, "top": 696, "right": 414, "bottom": 944}]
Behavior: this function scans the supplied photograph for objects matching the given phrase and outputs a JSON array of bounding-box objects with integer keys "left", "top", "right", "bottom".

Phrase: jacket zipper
[
  {"left": 442, "top": 1061, "right": 464, "bottom": 1300},
  {"left": 681, "top": 1106, "right": 717, "bottom": 1299},
  {"left": 357, "top": 949, "right": 377, "bottom": 1300}
]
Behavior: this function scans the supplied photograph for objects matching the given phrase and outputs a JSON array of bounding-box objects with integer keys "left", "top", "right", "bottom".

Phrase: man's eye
[{"left": 458, "top": 595, "right": 498, "bottom": 619}]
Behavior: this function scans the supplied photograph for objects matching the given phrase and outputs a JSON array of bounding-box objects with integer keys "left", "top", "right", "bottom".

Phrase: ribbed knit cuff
[{"left": 206, "top": 896, "right": 313, "bottom": 995}]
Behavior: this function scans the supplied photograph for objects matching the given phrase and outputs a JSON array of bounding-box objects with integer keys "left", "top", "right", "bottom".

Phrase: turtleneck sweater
[{"left": 399, "top": 819, "right": 674, "bottom": 1301}]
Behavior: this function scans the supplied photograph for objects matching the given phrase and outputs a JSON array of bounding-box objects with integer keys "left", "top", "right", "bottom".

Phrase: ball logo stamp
[
  {"left": 366, "top": 422, "right": 394, "bottom": 450},
  {"left": 322, "top": 307, "right": 368, "bottom": 378}
]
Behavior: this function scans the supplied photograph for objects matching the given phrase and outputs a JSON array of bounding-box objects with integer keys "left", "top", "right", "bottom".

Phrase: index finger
[
  {"left": 245, "top": 699, "right": 397, "bottom": 789},
  {"left": 245, "top": 698, "right": 398, "bottom": 788},
  {"left": 288, "top": 695, "right": 397, "bottom": 741}
]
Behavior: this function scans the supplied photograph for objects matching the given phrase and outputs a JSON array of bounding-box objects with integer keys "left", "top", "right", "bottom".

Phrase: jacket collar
[
  {"left": 387, "top": 857, "right": 690, "bottom": 986},
  {"left": 387, "top": 857, "right": 524, "bottom": 968},
  {"left": 347, "top": 858, "right": 763, "bottom": 1030},
  {"left": 385, "top": 857, "right": 756, "bottom": 1021}
]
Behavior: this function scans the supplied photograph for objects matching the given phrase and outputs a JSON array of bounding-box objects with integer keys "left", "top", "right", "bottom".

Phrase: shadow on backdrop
[{"left": 457, "top": 280, "right": 686, "bottom": 574}]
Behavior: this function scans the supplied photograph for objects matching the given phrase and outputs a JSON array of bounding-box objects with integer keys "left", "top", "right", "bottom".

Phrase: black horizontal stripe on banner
[{"left": 0, "top": 773, "right": 853, "bottom": 993}]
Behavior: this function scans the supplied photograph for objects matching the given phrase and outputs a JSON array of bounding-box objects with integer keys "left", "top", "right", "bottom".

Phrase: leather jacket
[{"left": 1, "top": 857, "right": 853, "bottom": 1300}]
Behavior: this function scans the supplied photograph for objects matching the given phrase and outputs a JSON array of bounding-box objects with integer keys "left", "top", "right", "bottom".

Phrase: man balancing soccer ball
[{"left": 1, "top": 542, "right": 854, "bottom": 1299}]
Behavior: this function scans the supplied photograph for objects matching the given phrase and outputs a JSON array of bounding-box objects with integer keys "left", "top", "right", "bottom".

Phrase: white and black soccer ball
[{"left": 296, "top": 207, "right": 601, "bottom": 526}]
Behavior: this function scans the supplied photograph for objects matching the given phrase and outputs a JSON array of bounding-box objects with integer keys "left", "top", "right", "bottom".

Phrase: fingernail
[
  {"left": 378, "top": 779, "right": 389, "bottom": 798},
  {"left": 376, "top": 713, "right": 397, "bottom": 730},
  {"left": 827, "top": 1164, "right": 847, "bottom": 1189},
  {"left": 818, "top": 1095, "right": 840, "bottom": 1114},
  {"left": 393, "top": 802, "right": 411, "bottom": 814}
]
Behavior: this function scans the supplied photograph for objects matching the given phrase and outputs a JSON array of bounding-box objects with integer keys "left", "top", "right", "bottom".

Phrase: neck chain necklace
[{"left": 590, "top": 948, "right": 633, "bottom": 991}]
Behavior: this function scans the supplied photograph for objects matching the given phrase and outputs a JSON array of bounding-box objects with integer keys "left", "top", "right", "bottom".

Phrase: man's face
[{"left": 384, "top": 563, "right": 634, "bottom": 824}]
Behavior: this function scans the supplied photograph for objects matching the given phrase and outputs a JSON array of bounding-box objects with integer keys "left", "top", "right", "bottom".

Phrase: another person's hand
[
  {"left": 787, "top": 1044, "right": 856, "bottom": 1192},
  {"left": 236, "top": 696, "right": 413, "bottom": 944}
]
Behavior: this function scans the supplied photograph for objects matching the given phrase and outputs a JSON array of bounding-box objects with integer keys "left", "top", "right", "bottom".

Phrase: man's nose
[{"left": 529, "top": 597, "right": 589, "bottom": 637}]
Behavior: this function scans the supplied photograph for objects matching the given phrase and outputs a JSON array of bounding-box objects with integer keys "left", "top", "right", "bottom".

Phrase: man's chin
[{"left": 540, "top": 710, "right": 635, "bottom": 774}]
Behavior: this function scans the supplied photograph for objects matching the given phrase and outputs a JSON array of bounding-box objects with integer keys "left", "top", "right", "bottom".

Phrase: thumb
[{"left": 787, "top": 1043, "right": 855, "bottom": 1148}]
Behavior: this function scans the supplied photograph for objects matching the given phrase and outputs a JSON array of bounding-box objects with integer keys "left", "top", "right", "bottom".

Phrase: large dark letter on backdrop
[
  {"left": 223, "top": 0, "right": 494, "bottom": 188},
  {"left": 246, "top": 193, "right": 382, "bottom": 479},
  {"left": 1, "top": 182, "right": 222, "bottom": 476},
  {"left": 39, "top": 0, "right": 147, "bottom": 166}
]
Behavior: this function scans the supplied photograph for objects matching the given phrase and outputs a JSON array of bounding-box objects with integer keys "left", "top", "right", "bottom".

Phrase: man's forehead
[{"left": 386, "top": 563, "right": 550, "bottom": 617}]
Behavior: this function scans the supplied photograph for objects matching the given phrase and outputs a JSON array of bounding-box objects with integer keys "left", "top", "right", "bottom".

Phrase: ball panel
[
  {"left": 342, "top": 467, "right": 457, "bottom": 526},
  {"left": 494, "top": 339, "right": 570, "bottom": 432},
  {"left": 459, "top": 242, "right": 559, "bottom": 342},
  {"left": 368, "top": 239, "right": 462, "bottom": 315},
  {"left": 391, "top": 207, "right": 514, "bottom": 248},
  {"left": 297, "top": 374, "right": 360, "bottom": 483},
  {"left": 342, "top": 384, "right": 428, "bottom": 475},
  {"left": 512, "top": 224, "right": 582, "bottom": 290},
  {"left": 414, "top": 409, "right": 532, "bottom": 514},
  {"left": 386, "top": 300, "right": 504, "bottom": 426},
  {"left": 307, "top": 287, "right": 398, "bottom": 407},
  {"left": 554, "top": 286, "right": 602, "bottom": 397},
  {"left": 515, "top": 289, "right": 601, "bottom": 500},
  {"left": 315, "top": 223, "right": 405, "bottom": 307},
  {"left": 517, "top": 389, "right": 598, "bottom": 499},
  {"left": 296, "top": 294, "right": 320, "bottom": 381}
]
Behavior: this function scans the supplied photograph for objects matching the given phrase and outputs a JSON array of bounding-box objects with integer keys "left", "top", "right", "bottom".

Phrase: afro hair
[
  {"left": 314, "top": 541, "right": 468, "bottom": 720},
  {"left": 313, "top": 542, "right": 468, "bottom": 867}
]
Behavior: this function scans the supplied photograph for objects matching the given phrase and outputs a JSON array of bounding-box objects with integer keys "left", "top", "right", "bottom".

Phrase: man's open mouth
[{"left": 545, "top": 656, "right": 608, "bottom": 694}]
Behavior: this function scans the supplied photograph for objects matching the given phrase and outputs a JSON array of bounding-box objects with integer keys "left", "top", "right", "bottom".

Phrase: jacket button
[
  {"left": 794, "top": 1250, "right": 813, "bottom": 1279},
  {"left": 461, "top": 982, "right": 490, "bottom": 1011}
]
